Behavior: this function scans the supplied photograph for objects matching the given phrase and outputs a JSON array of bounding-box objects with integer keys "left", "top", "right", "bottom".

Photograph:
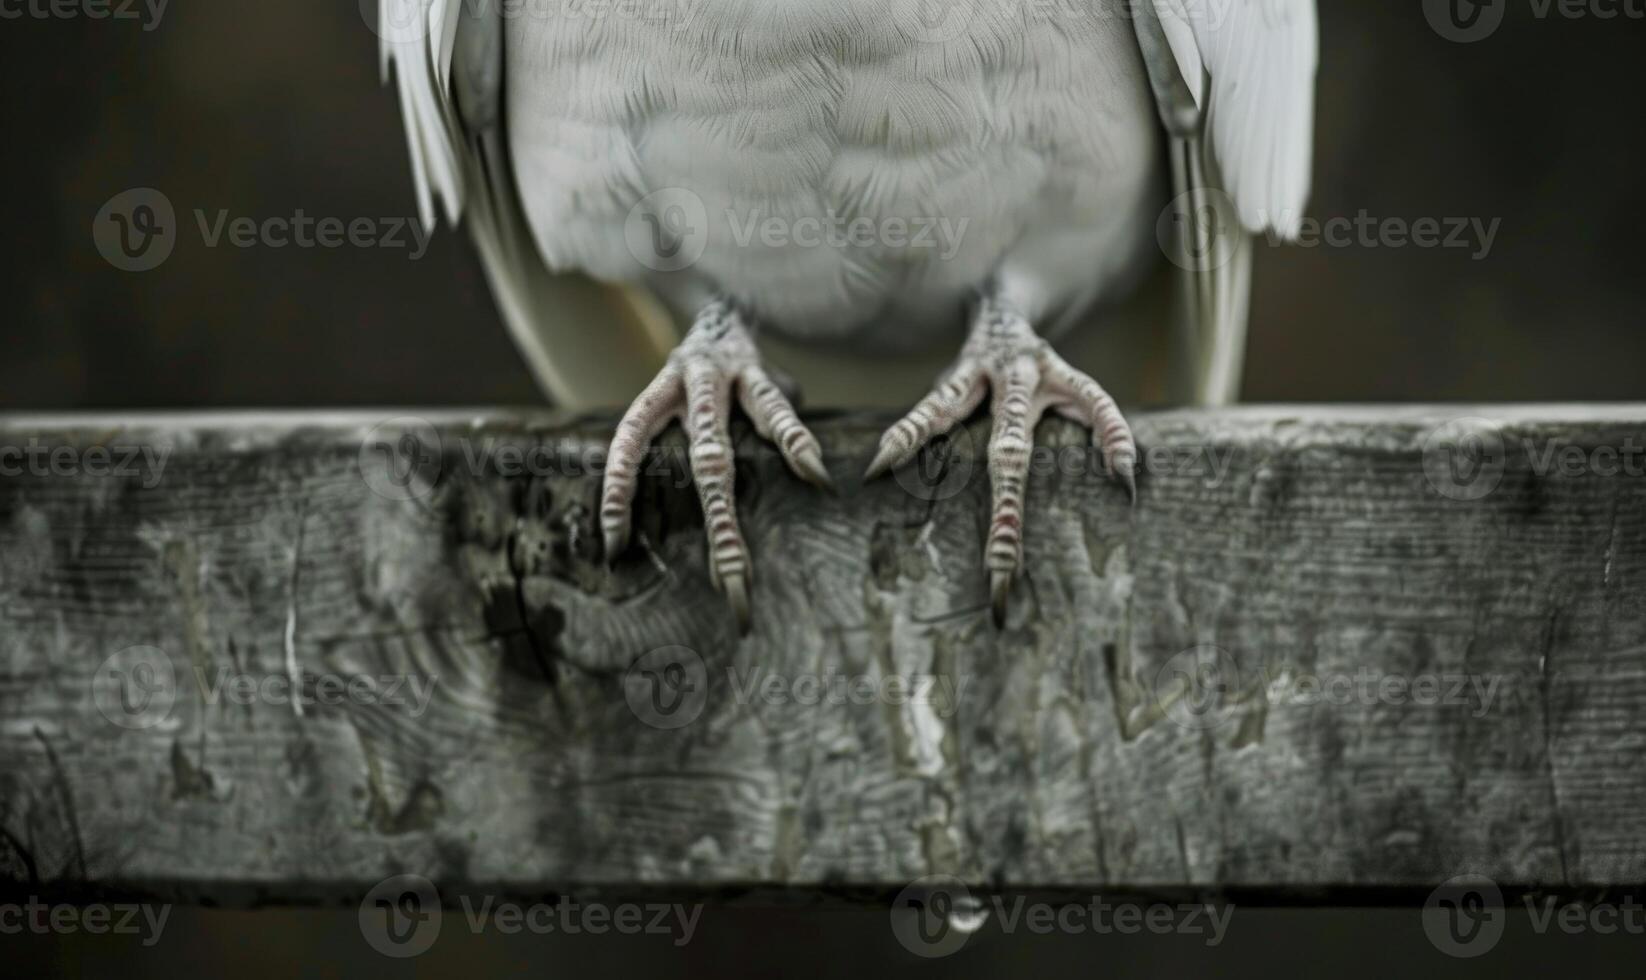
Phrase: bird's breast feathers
[{"left": 505, "top": 0, "right": 1162, "bottom": 345}]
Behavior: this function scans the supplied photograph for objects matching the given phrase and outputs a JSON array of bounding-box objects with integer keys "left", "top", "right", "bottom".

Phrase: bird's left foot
[{"left": 865, "top": 296, "right": 1137, "bottom": 625}]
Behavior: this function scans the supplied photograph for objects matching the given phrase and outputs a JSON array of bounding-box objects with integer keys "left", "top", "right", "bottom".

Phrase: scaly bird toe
[
  {"left": 601, "top": 300, "right": 828, "bottom": 633},
  {"left": 867, "top": 296, "right": 1137, "bottom": 626}
]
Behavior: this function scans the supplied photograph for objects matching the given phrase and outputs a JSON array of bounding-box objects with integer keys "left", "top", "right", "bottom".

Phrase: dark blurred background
[
  {"left": 11, "top": 903, "right": 1646, "bottom": 978},
  {"left": 3, "top": 0, "right": 1644, "bottom": 975}
]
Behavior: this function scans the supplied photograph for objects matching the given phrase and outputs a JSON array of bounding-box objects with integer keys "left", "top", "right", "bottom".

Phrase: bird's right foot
[{"left": 600, "top": 300, "right": 831, "bottom": 633}]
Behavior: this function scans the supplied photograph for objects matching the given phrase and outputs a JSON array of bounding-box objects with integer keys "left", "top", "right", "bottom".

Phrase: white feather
[
  {"left": 504, "top": 1, "right": 1163, "bottom": 347},
  {"left": 1150, "top": 0, "right": 1317, "bottom": 237},
  {"left": 380, "top": 0, "right": 465, "bottom": 230},
  {"left": 379, "top": 0, "right": 677, "bottom": 408}
]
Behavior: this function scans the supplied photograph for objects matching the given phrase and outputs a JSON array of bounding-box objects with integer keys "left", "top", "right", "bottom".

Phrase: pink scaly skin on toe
[
  {"left": 865, "top": 295, "right": 1137, "bottom": 626},
  {"left": 601, "top": 300, "right": 832, "bottom": 634}
]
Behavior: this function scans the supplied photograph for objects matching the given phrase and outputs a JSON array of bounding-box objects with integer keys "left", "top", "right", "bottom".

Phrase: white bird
[{"left": 380, "top": 0, "right": 1317, "bottom": 628}]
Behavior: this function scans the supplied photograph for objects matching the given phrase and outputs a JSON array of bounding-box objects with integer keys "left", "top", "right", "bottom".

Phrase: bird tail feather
[
  {"left": 385, "top": 0, "right": 676, "bottom": 410},
  {"left": 1173, "top": 134, "right": 1252, "bottom": 407},
  {"left": 463, "top": 126, "right": 676, "bottom": 409}
]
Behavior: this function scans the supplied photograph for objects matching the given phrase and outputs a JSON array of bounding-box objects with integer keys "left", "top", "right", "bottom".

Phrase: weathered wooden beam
[{"left": 0, "top": 407, "right": 1643, "bottom": 905}]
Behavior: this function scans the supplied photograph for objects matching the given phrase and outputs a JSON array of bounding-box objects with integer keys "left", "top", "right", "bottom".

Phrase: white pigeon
[{"left": 379, "top": 0, "right": 1317, "bottom": 628}]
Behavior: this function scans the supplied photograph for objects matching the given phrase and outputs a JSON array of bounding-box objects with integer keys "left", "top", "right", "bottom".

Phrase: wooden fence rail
[{"left": 1, "top": 407, "right": 1643, "bottom": 904}]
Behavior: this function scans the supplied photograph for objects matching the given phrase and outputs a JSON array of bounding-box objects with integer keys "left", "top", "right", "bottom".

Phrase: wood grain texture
[{"left": 0, "top": 407, "right": 1643, "bottom": 903}]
